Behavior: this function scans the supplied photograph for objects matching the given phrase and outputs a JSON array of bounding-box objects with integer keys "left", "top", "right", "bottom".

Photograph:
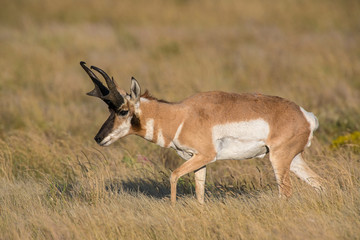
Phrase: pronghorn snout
[
  {"left": 93, "top": 111, "right": 117, "bottom": 146},
  {"left": 94, "top": 135, "right": 103, "bottom": 144},
  {"left": 94, "top": 132, "right": 109, "bottom": 146}
]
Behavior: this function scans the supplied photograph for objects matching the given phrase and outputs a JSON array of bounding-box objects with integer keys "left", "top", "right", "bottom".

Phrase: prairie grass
[{"left": 0, "top": 0, "right": 359, "bottom": 239}]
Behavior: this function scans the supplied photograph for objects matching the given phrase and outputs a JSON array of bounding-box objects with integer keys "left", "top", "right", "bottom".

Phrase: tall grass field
[{"left": 0, "top": 0, "right": 359, "bottom": 239}]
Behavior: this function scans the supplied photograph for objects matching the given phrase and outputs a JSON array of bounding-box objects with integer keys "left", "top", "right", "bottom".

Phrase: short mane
[{"left": 141, "top": 90, "right": 171, "bottom": 104}]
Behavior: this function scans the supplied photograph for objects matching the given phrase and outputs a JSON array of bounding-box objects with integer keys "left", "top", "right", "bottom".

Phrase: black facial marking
[
  {"left": 131, "top": 114, "right": 141, "bottom": 131},
  {"left": 94, "top": 112, "right": 115, "bottom": 143}
]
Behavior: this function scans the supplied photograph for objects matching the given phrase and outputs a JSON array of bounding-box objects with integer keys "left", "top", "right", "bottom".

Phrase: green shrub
[{"left": 331, "top": 131, "right": 360, "bottom": 152}]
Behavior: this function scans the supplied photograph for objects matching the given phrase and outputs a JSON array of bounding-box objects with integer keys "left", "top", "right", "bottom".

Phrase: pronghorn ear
[{"left": 130, "top": 77, "right": 141, "bottom": 102}]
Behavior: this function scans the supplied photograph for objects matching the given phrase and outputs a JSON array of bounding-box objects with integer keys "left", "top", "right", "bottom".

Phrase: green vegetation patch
[{"left": 331, "top": 131, "right": 360, "bottom": 153}]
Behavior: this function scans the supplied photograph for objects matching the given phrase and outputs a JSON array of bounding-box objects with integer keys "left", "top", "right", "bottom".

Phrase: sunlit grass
[{"left": 0, "top": 0, "right": 359, "bottom": 239}]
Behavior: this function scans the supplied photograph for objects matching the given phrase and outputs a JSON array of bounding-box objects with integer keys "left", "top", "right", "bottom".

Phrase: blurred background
[{"left": 0, "top": 1, "right": 359, "bottom": 239}]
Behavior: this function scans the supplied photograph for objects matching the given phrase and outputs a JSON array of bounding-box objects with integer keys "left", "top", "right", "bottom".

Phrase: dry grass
[{"left": 0, "top": 0, "right": 360, "bottom": 239}]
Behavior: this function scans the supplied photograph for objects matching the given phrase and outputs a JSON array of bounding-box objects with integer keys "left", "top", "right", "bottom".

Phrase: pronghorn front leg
[
  {"left": 194, "top": 166, "right": 207, "bottom": 204},
  {"left": 170, "top": 154, "right": 213, "bottom": 205}
]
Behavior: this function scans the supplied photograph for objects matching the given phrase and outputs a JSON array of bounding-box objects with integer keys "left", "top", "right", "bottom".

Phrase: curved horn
[
  {"left": 91, "top": 65, "right": 124, "bottom": 108},
  {"left": 80, "top": 61, "right": 110, "bottom": 97}
]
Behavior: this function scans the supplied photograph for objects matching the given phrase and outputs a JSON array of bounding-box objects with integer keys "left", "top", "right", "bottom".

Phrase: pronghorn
[{"left": 80, "top": 61, "right": 324, "bottom": 204}]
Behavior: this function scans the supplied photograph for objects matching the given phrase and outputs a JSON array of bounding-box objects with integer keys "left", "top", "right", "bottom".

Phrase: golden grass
[{"left": 0, "top": 0, "right": 359, "bottom": 239}]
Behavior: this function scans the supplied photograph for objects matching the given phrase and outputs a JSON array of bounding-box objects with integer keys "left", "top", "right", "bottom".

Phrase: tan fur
[{"left": 96, "top": 85, "right": 323, "bottom": 204}]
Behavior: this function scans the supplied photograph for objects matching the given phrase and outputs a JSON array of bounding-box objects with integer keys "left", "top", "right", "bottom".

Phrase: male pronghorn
[{"left": 80, "top": 61, "right": 324, "bottom": 204}]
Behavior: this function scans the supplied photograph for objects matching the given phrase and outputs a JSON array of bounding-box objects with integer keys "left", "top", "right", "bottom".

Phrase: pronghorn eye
[{"left": 118, "top": 110, "right": 129, "bottom": 116}]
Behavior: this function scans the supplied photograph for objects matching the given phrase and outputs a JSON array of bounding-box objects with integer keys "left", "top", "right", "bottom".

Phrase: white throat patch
[
  {"left": 156, "top": 129, "right": 165, "bottom": 147},
  {"left": 144, "top": 118, "right": 154, "bottom": 141}
]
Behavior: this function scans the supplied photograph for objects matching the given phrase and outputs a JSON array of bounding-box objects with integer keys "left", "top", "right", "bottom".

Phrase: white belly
[
  {"left": 215, "top": 137, "right": 268, "bottom": 160},
  {"left": 212, "top": 119, "right": 270, "bottom": 161}
]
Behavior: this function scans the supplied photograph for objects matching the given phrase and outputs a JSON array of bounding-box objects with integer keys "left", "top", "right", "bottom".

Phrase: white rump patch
[
  {"left": 212, "top": 119, "right": 270, "bottom": 160},
  {"left": 300, "top": 107, "right": 319, "bottom": 147},
  {"left": 144, "top": 118, "right": 154, "bottom": 141},
  {"left": 156, "top": 129, "right": 165, "bottom": 147}
]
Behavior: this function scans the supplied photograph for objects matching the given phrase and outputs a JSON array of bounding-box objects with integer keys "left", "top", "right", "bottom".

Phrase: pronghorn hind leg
[
  {"left": 194, "top": 166, "right": 207, "bottom": 204},
  {"left": 268, "top": 131, "right": 312, "bottom": 198},
  {"left": 269, "top": 150, "right": 295, "bottom": 198},
  {"left": 170, "top": 154, "right": 213, "bottom": 205},
  {"left": 290, "top": 153, "right": 325, "bottom": 192}
]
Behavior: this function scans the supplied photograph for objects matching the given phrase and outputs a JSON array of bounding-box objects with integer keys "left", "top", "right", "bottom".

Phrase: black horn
[
  {"left": 91, "top": 65, "right": 125, "bottom": 108},
  {"left": 80, "top": 61, "right": 125, "bottom": 109},
  {"left": 80, "top": 61, "right": 109, "bottom": 97}
]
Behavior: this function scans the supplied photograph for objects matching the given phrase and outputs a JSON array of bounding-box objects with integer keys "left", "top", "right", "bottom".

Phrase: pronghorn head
[{"left": 80, "top": 62, "right": 141, "bottom": 146}]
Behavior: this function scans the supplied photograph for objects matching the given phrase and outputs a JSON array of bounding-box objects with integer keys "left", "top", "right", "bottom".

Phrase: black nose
[{"left": 94, "top": 136, "right": 102, "bottom": 144}]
